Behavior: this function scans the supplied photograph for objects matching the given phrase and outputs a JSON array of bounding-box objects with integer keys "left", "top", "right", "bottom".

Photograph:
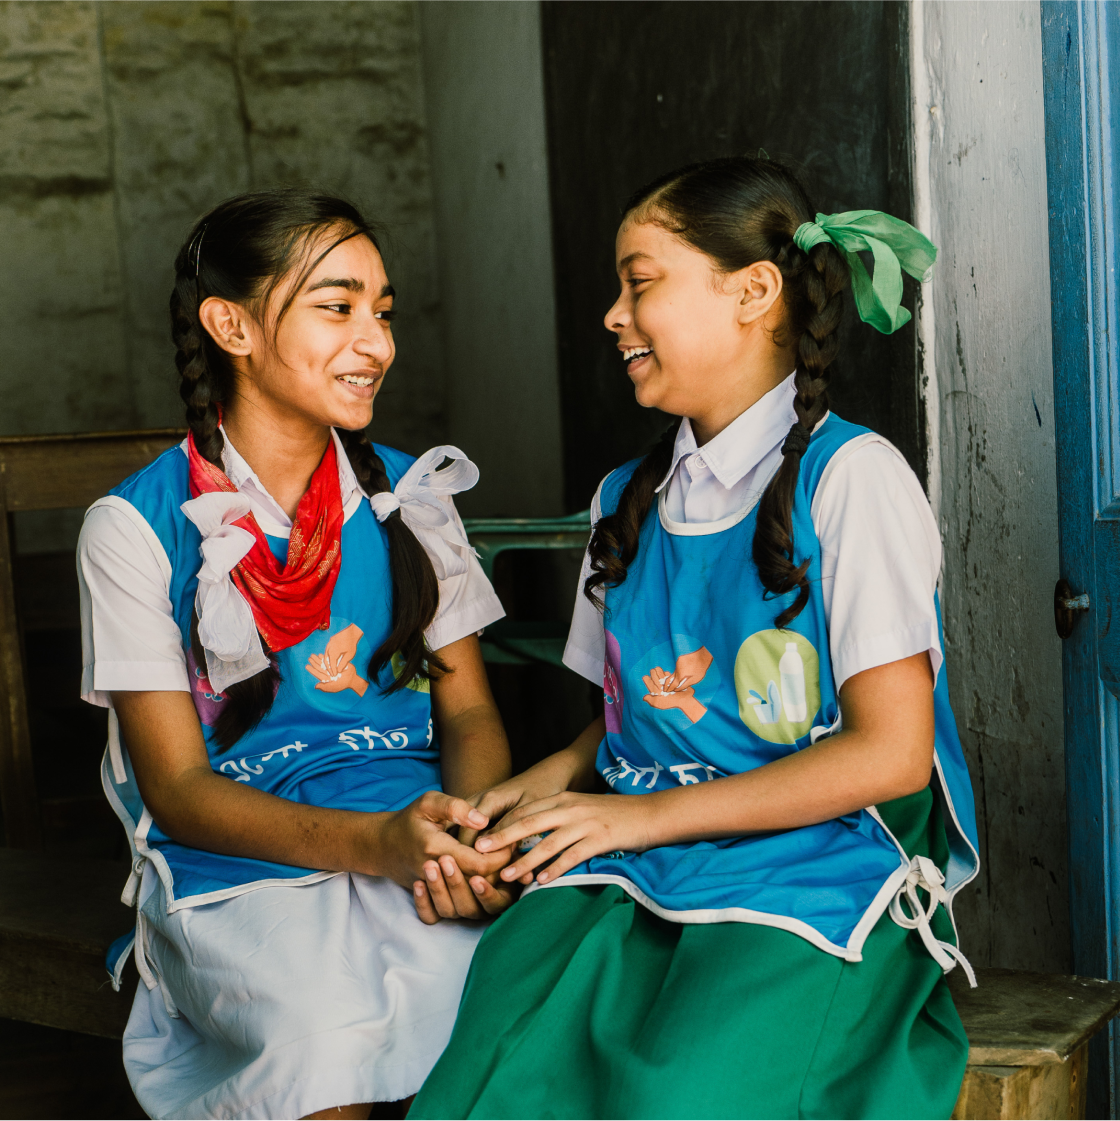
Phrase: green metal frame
[{"left": 462, "top": 510, "right": 591, "bottom": 668}]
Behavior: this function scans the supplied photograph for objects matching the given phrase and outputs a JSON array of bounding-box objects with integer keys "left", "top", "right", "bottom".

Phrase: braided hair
[
  {"left": 585, "top": 157, "right": 850, "bottom": 629},
  {"left": 171, "top": 189, "right": 445, "bottom": 749}
]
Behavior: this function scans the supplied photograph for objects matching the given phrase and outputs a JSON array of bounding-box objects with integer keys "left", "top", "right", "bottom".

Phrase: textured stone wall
[
  {"left": 914, "top": 0, "right": 1067, "bottom": 972},
  {"left": 0, "top": 0, "right": 445, "bottom": 483}
]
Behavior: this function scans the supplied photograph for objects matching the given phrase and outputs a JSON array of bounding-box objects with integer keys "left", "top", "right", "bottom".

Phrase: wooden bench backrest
[{"left": 0, "top": 430, "right": 185, "bottom": 848}]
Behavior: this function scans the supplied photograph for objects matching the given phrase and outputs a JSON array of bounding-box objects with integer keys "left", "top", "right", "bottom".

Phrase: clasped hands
[{"left": 408, "top": 762, "right": 655, "bottom": 926}]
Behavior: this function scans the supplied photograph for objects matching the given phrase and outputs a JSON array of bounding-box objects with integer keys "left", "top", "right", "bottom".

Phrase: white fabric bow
[
  {"left": 889, "top": 854, "right": 977, "bottom": 987},
  {"left": 180, "top": 491, "right": 270, "bottom": 693},
  {"left": 367, "top": 445, "right": 480, "bottom": 580}
]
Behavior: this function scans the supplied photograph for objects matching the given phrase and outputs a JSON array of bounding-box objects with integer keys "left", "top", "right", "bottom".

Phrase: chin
[
  {"left": 632, "top": 383, "right": 666, "bottom": 411},
  {"left": 332, "top": 402, "right": 376, "bottom": 432}
]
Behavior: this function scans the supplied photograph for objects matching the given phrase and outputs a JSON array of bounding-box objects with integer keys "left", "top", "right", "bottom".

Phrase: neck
[
  {"left": 222, "top": 401, "right": 331, "bottom": 520},
  {"left": 688, "top": 345, "right": 797, "bottom": 447}
]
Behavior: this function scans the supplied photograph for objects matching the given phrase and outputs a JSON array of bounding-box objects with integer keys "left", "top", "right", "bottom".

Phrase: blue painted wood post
[{"left": 1042, "top": 2, "right": 1120, "bottom": 1115}]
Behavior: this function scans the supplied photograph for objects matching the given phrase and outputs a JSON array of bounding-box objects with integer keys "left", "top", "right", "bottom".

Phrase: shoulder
[
  {"left": 110, "top": 441, "right": 189, "bottom": 505},
  {"left": 810, "top": 431, "right": 939, "bottom": 565},
  {"left": 596, "top": 456, "right": 646, "bottom": 519},
  {"left": 798, "top": 413, "right": 875, "bottom": 499},
  {"left": 808, "top": 427, "right": 927, "bottom": 520},
  {"left": 79, "top": 498, "right": 173, "bottom": 586},
  {"left": 108, "top": 443, "right": 191, "bottom": 541},
  {"left": 371, "top": 443, "right": 415, "bottom": 490},
  {"left": 102, "top": 443, "right": 195, "bottom": 566}
]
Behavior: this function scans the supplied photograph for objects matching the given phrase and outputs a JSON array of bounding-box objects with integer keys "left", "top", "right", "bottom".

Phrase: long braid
[
  {"left": 171, "top": 230, "right": 281, "bottom": 751},
  {"left": 335, "top": 428, "right": 448, "bottom": 690},
  {"left": 752, "top": 240, "right": 847, "bottom": 627},
  {"left": 584, "top": 422, "right": 679, "bottom": 604}
]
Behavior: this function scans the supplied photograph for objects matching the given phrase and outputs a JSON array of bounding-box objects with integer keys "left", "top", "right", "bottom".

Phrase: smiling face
[
  {"left": 603, "top": 217, "right": 795, "bottom": 442},
  {"left": 201, "top": 228, "right": 397, "bottom": 438},
  {"left": 251, "top": 230, "right": 396, "bottom": 433}
]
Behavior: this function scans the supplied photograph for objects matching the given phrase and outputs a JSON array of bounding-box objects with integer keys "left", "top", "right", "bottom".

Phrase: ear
[
  {"left": 199, "top": 296, "right": 253, "bottom": 357},
  {"left": 731, "top": 261, "right": 784, "bottom": 326}
]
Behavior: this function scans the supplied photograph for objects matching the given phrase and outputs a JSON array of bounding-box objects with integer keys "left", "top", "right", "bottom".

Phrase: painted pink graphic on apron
[{"left": 604, "top": 630, "right": 625, "bottom": 733}]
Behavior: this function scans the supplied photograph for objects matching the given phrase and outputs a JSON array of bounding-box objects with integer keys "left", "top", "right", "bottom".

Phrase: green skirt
[{"left": 410, "top": 790, "right": 968, "bottom": 1120}]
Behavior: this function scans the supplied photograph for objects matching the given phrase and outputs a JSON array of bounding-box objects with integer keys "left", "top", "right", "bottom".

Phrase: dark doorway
[{"left": 541, "top": 0, "right": 918, "bottom": 511}]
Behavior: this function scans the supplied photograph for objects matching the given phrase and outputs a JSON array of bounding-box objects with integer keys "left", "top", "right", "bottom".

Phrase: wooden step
[
  {"left": 950, "top": 967, "right": 1120, "bottom": 1119},
  {"left": 0, "top": 848, "right": 136, "bottom": 1038}
]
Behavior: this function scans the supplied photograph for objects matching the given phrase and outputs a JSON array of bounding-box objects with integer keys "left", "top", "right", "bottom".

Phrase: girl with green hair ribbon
[{"left": 410, "top": 156, "right": 974, "bottom": 1121}]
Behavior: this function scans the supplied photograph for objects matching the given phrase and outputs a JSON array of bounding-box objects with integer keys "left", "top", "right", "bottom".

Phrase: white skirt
[{"left": 123, "top": 867, "right": 485, "bottom": 1119}]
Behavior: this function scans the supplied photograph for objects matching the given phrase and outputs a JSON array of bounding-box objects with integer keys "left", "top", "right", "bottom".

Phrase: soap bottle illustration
[{"left": 779, "top": 642, "right": 807, "bottom": 723}]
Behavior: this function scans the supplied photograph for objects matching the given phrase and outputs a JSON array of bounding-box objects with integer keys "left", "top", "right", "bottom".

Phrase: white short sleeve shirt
[
  {"left": 79, "top": 431, "right": 505, "bottom": 707},
  {"left": 563, "top": 373, "right": 943, "bottom": 695}
]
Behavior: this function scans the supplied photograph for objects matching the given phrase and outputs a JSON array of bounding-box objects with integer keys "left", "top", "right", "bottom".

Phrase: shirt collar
[
  {"left": 219, "top": 425, "right": 360, "bottom": 529},
  {"left": 655, "top": 370, "right": 799, "bottom": 493}
]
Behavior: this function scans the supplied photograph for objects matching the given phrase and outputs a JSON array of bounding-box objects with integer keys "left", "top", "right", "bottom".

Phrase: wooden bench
[
  {"left": 2, "top": 430, "right": 1119, "bottom": 1121},
  {"left": 0, "top": 429, "right": 183, "bottom": 1035},
  {"left": 952, "top": 968, "right": 1120, "bottom": 1119}
]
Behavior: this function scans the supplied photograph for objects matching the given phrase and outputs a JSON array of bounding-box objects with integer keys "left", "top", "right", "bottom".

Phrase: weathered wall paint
[
  {"left": 418, "top": 0, "right": 563, "bottom": 517},
  {"left": 0, "top": 0, "right": 446, "bottom": 547},
  {"left": 915, "top": 0, "right": 1067, "bottom": 970}
]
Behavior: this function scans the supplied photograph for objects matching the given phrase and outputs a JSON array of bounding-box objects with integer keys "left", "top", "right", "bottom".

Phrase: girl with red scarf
[{"left": 78, "top": 191, "right": 514, "bottom": 1120}]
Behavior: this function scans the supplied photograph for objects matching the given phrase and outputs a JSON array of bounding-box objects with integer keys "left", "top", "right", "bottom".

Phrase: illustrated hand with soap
[
  {"left": 745, "top": 643, "right": 808, "bottom": 727},
  {"left": 642, "top": 646, "right": 713, "bottom": 725}
]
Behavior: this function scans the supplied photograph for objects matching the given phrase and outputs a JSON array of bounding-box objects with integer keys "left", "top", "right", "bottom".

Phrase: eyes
[{"left": 315, "top": 301, "right": 395, "bottom": 322}]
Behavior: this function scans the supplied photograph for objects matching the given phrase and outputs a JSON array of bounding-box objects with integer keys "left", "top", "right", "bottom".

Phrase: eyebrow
[
  {"left": 305, "top": 278, "right": 396, "bottom": 299},
  {"left": 618, "top": 251, "right": 654, "bottom": 272}
]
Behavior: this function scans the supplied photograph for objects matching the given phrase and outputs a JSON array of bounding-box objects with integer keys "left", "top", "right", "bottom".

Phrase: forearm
[
  {"left": 641, "top": 727, "right": 931, "bottom": 849},
  {"left": 141, "top": 763, "right": 392, "bottom": 876},
  {"left": 439, "top": 700, "right": 512, "bottom": 798},
  {"left": 553, "top": 714, "right": 606, "bottom": 791}
]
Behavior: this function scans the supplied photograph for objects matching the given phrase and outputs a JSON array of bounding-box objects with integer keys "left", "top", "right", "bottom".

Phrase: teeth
[
  {"left": 341, "top": 375, "right": 375, "bottom": 386},
  {"left": 623, "top": 346, "right": 652, "bottom": 361}
]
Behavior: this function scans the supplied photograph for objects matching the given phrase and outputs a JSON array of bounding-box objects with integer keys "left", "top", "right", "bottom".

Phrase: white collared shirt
[
  {"left": 217, "top": 425, "right": 365, "bottom": 537},
  {"left": 78, "top": 430, "right": 504, "bottom": 706},
  {"left": 563, "top": 374, "right": 944, "bottom": 695}
]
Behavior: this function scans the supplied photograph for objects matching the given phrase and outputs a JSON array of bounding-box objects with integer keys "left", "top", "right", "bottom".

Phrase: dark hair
[
  {"left": 172, "top": 188, "right": 445, "bottom": 749},
  {"left": 585, "top": 157, "right": 850, "bottom": 629}
]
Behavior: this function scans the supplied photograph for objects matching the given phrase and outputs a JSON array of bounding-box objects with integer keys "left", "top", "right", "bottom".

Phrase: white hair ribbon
[
  {"left": 180, "top": 491, "right": 270, "bottom": 693},
  {"left": 368, "top": 445, "right": 480, "bottom": 580}
]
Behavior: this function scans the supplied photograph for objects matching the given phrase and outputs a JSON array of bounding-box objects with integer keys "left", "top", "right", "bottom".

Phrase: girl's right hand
[
  {"left": 372, "top": 790, "right": 510, "bottom": 889},
  {"left": 458, "top": 749, "right": 588, "bottom": 850}
]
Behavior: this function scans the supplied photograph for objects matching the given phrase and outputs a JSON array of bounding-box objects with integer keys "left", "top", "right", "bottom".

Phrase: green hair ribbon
[{"left": 792, "top": 210, "right": 936, "bottom": 334}]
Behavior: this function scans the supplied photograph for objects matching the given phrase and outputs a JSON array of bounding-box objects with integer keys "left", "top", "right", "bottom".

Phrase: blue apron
[
  {"left": 534, "top": 415, "right": 979, "bottom": 968},
  {"left": 99, "top": 441, "right": 442, "bottom": 978}
]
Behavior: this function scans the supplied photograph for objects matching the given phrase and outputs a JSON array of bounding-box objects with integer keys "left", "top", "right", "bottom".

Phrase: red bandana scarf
[{"left": 187, "top": 431, "right": 344, "bottom": 652}]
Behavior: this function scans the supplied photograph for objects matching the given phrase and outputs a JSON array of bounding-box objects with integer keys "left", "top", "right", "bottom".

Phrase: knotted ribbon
[
  {"left": 793, "top": 210, "right": 937, "bottom": 335},
  {"left": 889, "top": 854, "right": 977, "bottom": 987},
  {"left": 367, "top": 445, "right": 480, "bottom": 580},
  {"left": 180, "top": 431, "right": 343, "bottom": 693}
]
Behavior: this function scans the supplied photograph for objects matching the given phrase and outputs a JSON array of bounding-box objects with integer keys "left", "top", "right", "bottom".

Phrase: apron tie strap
[{"left": 889, "top": 855, "right": 977, "bottom": 988}]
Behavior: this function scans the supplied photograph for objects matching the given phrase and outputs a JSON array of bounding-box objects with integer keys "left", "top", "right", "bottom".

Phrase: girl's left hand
[{"left": 475, "top": 791, "right": 655, "bottom": 885}]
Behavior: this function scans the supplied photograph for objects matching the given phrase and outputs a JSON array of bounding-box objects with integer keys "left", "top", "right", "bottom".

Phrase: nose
[
  {"left": 604, "top": 289, "right": 630, "bottom": 335},
  {"left": 353, "top": 313, "right": 394, "bottom": 364}
]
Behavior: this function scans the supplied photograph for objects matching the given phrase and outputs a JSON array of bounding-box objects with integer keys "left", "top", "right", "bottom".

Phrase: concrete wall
[
  {"left": 913, "top": 0, "right": 1067, "bottom": 971},
  {"left": 0, "top": 0, "right": 446, "bottom": 548},
  {"left": 418, "top": 0, "right": 562, "bottom": 517}
]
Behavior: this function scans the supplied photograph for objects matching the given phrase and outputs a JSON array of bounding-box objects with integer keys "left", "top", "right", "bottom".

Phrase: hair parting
[
  {"left": 584, "top": 156, "right": 850, "bottom": 629},
  {"left": 171, "top": 188, "right": 443, "bottom": 748}
]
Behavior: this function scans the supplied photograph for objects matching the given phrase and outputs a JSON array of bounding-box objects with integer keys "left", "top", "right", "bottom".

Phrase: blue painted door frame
[{"left": 1042, "top": 2, "right": 1120, "bottom": 1114}]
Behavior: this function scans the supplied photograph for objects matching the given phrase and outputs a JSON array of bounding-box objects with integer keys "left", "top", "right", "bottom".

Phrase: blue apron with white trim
[
  {"left": 534, "top": 414, "right": 979, "bottom": 969},
  {"left": 98, "top": 441, "right": 440, "bottom": 925}
]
